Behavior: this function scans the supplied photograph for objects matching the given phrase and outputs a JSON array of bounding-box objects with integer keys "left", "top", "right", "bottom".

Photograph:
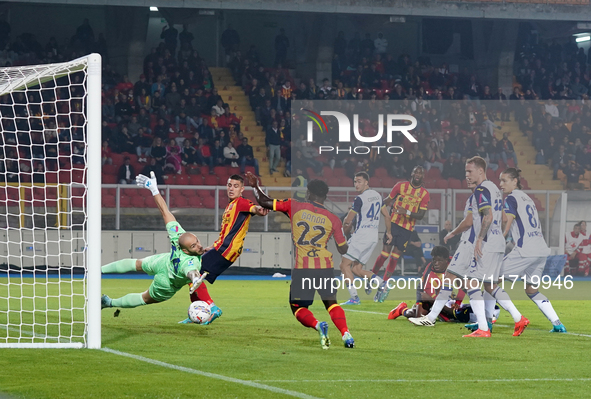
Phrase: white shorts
[
  {"left": 466, "top": 249, "right": 503, "bottom": 283},
  {"left": 447, "top": 240, "right": 475, "bottom": 278},
  {"left": 501, "top": 250, "right": 546, "bottom": 285},
  {"left": 343, "top": 234, "right": 378, "bottom": 266}
]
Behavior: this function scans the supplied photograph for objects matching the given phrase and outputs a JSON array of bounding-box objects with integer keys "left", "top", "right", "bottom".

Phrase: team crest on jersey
[
  {"left": 170, "top": 226, "right": 178, "bottom": 233},
  {"left": 188, "top": 260, "right": 194, "bottom": 267}
]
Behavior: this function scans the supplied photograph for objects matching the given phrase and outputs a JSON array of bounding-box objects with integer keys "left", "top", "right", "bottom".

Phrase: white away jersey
[
  {"left": 471, "top": 180, "right": 505, "bottom": 252},
  {"left": 504, "top": 190, "right": 550, "bottom": 257},
  {"left": 351, "top": 189, "right": 382, "bottom": 238},
  {"left": 460, "top": 194, "right": 476, "bottom": 243}
]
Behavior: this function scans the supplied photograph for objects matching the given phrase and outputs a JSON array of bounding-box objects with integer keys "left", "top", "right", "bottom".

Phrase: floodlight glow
[
  {"left": 576, "top": 36, "right": 590, "bottom": 43},
  {"left": 150, "top": 6, "right": 158, "bottom": 12}
]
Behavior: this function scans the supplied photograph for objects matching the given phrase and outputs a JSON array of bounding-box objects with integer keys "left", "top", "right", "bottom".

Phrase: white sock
[
  {"left": 492, "top": 287, "right": 521, "bottom": 323},
  {"left": 483, "top": 291, "right": 497, "bottom": 323},
  {"left": 468, "top": 289, "right": 488, "bottom": 331},
  {"left": 528, "top": 292, "right": 561, "bottom": 325},
  {"left": 427, "top": 286, "right": 453, "bottom": 323},
  {"left": 347, "top": 283, "right": 358, "bottom": 299},
  {"left": 371, "top": 274, "right": 384, "bottom": 289}
]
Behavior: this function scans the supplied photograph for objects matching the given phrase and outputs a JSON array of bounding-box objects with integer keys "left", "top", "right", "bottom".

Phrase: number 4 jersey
[
  {"left": 504, "top": 189, "right": 550, "bottom": 257},
  {"left": 272, "top": 198, "right": 347, "bottom": 269}
]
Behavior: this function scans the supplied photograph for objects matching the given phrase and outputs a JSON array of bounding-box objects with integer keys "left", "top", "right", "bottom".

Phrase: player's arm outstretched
[
  {"left": 246, "top": 172, "right": 275, "bottom": 209},
  {"left": 136, "top": 171, "right": 176, "bottom": 225}
]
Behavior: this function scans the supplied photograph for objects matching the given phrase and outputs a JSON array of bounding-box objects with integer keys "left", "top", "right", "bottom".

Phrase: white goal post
[{"left": 0, "top": 54, "right": 101, "bottom": 348}]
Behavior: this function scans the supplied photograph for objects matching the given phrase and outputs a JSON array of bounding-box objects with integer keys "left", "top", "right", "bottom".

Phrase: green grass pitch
[{"left": 1, "top": 278, "right": 591, "bottom": 399}]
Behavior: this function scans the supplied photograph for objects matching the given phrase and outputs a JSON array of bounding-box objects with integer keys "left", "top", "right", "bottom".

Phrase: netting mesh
[{"left": 0, "top": 58, "right": 89, "bottom": 345}]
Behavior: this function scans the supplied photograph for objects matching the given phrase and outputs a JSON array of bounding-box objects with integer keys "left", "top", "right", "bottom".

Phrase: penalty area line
[{"left": 100, "top": 347, "right": 322, "bottom": 399}]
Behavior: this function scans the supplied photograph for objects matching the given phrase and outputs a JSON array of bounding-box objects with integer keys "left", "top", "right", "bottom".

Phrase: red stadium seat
[
  {"left": 202, "top": 196, "right": 215, "bottom": 209},
  {"left": 46, "top": 172, "right": 58, "bottom": 183},
  {"left": 214, "top": 166, "right": 228, "bottom": 176},
  {"left": 172, "top": 196, "right": 189, "bottom": 208},
  {"left": 333, "top": 168, "right": 346, "bottom": 178},
  {"left": 119, "top": 195, "right": 131, "bottom": 207},
  {"left": 181, "top": 189, "right": 195, "bottom": 197},
  {"left": 58, "top": 171, "right": 71, "bottom": 183},
  {"left": 72, "top": 169, "right": 85, "bottom": 184},
  {"left": 200, "top": 166, "right": 210, "bottom": 175},
  {"left": 102, "top": 195, "right": 116, "bottom": 208},
  {"left": 175, "top": 175, "right": 188, "bottom": 185},
  {"left": 327, "top": 177, "right": 341, "bottom": 187},
  {"left": 374, "top": 168, "right": 388, "bottom": 178},
  {"left": 228, "top": 166, "right": 240, "bottom": 176},
  {"left": 435, "top": 180, "right": 448, "bottom": 189},
  {"left": 188, "top": 197, "right": 202, "bottom": 208},
  {"left": 189, "top": 175, "right": 204, "bottom": 185},
  {"left": 196, "top": 189, "right": 214, "bottom": 199},
  {"left": 322, "top": 166, "right": 333, "bottom": 178},
  {"left": 381, "top": 177, "right": 395, "bottom": 188},
  {"left": 102, "top": 174, "right": 117, "bottom": 184},
  {"left": 102, "top": 164, "right": 118, "bottom": 175},
  {"left": 369, "top": 177, "right": 381, "bottom": 187},
  {"left": 204, "top": 175, "right": 218, "bottom": 185},
  {"left": 426, "top": 168, "right": 441, "bottom": 180},
  {"left": 448, "top": 178, "right": 462, "bottom": 189}
]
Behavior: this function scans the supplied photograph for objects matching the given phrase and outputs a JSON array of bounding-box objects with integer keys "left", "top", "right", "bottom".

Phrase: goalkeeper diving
[{"left": 101, "top": 172, "right": 206, "bottom": 309}]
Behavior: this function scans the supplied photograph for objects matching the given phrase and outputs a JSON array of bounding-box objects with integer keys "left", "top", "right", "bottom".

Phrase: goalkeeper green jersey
[{"left": 164, "top": 221, "right": 202, "bottom": 288}]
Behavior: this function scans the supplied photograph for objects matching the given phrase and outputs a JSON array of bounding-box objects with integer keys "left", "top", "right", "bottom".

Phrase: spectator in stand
[
  {"left": 127, "top": 115, "right": 141, "bottom": 137},
  {"left": 566, "top": 161, "right": 584, "bottom": 190},
  {"left": 136, "top": 88, "right": 151, "bottom": 112},
  {"left": 424, "top": 141, "right": 444, "bottom": 173},
  {"left": 211, "top": 138, "right": 225, "bottom": 167},
  {"left": 114, "top": 93, "right": 133, "bottom": 123},
  {"left": 223, "top": 141, "right": 240, "bottom": 167},
  {"left": 274, "top": 28, "right": 290, "bottom": 66},
  {"left": 114, "top": 125, "right": 135, "bottom": 153},
  {"left": 33, "top": 162, "right": 45, "bottom": 184},
  {"left": 150, "top": 137, "right": 166, "bottom": 166},
  {"left": 493, "top": 87, "right": 510, "bottom": 121},
  {"left": 374, "top": 32, "right": 388, "bottom": 55},
  {"left": 499, "top": 133, "right": 518, "bottom": 167},
  {"left": 102, "top": 98, "right": 115, "bottom": 123},
  {"left": 442, "top": 153, "right": 464, "bottom": 180},
  {"left": 390, "top": 154, "right": 406, "bottom": 178},
  {"left": 153, "top": 118, "right": 170, "bottom": 141},
  {"left": 221, "top": 25, "right": 240, "bottom": 65},
  {"left": 136, "top": 127, "right": 151, "bottom": 162},
  {"left": 266, "top": 119, "right": 281, "bottom": 175},
  {"left": 553, "top": 145, "right": 568, "bottom": 180},
  {"left": 165, "top": 84, "right": 181, "bottom": 114},
  {"left": 174, "top": 98, "right": 200, "bottom": 133},
  {"left": 141, "top": 157, "right": 165, "bottom": 185},
  {"left": 212, "top": 98, "right": 225, "bottom": 116},
  {"left": 196, "top": 138, "right": 214, "bottom": 172},
  {"left": 165, "top": 138, "right": 182, "bottom": 174},
  {"left": 160, "top": 23, "right": 178, "bottom": 55},
  {"left": 237, "top": 137, "right": 259, "bottom": 176},
  {"left": 181, "top": 139, "right": 196, "bottom": 166},
  {"left": 117, "top": 157, "right": 135, "bottom": 184},
  {"left": 102, "top": 140, "right": 112, "bottom": 165}
]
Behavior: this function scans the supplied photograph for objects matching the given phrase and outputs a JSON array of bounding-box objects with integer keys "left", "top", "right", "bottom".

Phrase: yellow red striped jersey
[
  {"left": 387, "top": 181, "right": 430, "bottom": 231},
  {"left": 214, "top": 196, "right": 257, "bottom": 262},
  {"left": 273, "top": 199, "right": 346, "bottom": 269}
]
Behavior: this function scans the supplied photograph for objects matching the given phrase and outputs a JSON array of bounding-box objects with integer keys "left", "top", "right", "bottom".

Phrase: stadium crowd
[{"left": 1, "top": 20, "right": 591, "bottom": 191}]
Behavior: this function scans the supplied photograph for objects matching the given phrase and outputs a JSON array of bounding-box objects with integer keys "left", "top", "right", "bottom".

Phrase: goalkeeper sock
[
  {"left": 426, "top": 284, "right": 453, "bottom": 323},
  {"left": 372, "top": 251, "right": 389, "bottom": 274},
  {"left": 101, "top": 259, "right": 137, "bottom": 274},
  {"left": 294, "top": 307, "right": 318, "bottom": 329},
  {"left": 492, "top": 286, "right": 521, "bottom": 323},
  {"left": 528, "top": 292, "right": 561, "bottom": 325},
  {"left": 327, "top": 304, "right": 349, "bottom": 335},
  {"left": 111, "top": 293, "right": 146, "bottom": 308},
  {"left": 190, "top": 283, "right": 214, "bottom": 305}
]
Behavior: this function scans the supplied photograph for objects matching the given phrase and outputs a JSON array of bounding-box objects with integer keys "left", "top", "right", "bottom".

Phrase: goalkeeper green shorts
[{"left": 141, "top": 253, "right": 181, "bottom": 302}]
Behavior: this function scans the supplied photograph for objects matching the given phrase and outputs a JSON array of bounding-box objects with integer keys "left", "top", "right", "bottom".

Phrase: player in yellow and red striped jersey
[
  {"left": 372, "top": 166, "right": 430, "bottom": 302},
  {"left": 180, "top": 174, "right": 269, "bottom": 325},
  {"left": 247, "top": 172, "right": 355, "bottom": 349}
]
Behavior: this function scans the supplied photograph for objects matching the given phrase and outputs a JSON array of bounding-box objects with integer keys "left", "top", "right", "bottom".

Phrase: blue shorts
[{"left": 201, "top": 249, "right": 233, "bottom": 283}]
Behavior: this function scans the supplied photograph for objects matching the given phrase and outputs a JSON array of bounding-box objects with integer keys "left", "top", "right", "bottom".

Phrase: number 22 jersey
[{"left": 273, "top": 199, "right": 347, "bottom": 269}]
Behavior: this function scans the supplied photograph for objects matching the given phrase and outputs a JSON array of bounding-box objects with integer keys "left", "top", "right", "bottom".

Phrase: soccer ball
[{"left": 188, "top": 301, "right": 211, "bottom": 324}]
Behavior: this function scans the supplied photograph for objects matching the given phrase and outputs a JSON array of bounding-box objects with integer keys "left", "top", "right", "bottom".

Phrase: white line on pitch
[
  {"left": 253, "top": 378, "right": 591, "bottom": 383},
  {"left": 343, "top": 309, "right": 591, "bottom": 338},
  {"left": 101, "top": 348, "right": 322, "bottom": 399}
]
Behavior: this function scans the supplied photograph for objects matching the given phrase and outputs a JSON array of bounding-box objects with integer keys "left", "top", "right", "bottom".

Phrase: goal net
[{"left": 0, "top": 54, "right": 102, "bottom": 348}]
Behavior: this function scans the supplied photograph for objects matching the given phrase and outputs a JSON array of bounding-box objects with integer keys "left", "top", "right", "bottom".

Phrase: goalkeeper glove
[
  {"left": 189, "top": 272, "right": 209, "bottom": 294},
  {"left": 136, "top": 171, "right": 159, "bottom": 196}
]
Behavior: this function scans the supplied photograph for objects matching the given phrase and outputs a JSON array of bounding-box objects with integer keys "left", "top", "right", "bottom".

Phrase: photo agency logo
[{"left": 302, "top": 107, "right": 418, "bottom": 155}]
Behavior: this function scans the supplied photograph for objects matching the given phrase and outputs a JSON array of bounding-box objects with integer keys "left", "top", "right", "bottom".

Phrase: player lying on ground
[
  {"left": 489, "top": 168, "right": 566, "bottom": 333},
  {"left": 101, "top": 172, "right": 206, "bottom": 309},
  {"left": 371, "top": 166, "right": 430, "bottom": 303},
  {"left": 339, "top": 172, "right": 384, "bottom": 305},
  {"left": 388, "top": 246, "right": 464, "bottom": 320},
  {"left": 407, "top": 181, "right": 476, "bottom": 327},
  {"left": 247, "top": 172, "right": 355, "bottom": 349},
  {"left": 179, "top": 174, "right": 269, "bottom": 325}
]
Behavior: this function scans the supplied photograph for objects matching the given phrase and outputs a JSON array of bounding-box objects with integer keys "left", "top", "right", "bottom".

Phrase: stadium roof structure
[{"left": 4, "top": 0, "right": 591, "bottom": 21}]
